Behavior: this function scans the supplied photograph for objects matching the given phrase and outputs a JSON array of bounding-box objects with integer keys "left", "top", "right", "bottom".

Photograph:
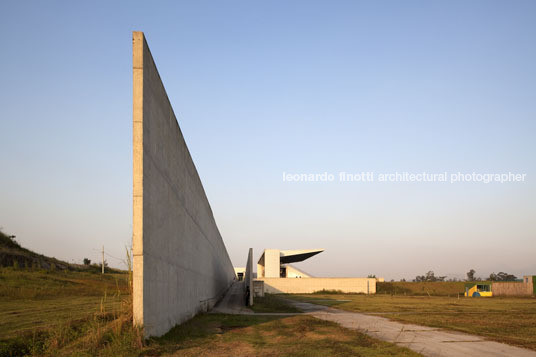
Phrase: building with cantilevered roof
[
  {"left": 254, "top": 249, "right": 378, "bottom": 295},
  {"left": 257, "top": 249, "right": 324, "bottom": 278}
]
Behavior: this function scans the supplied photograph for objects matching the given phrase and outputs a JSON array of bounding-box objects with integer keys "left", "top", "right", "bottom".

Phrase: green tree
[
  {"left": 414, "top": 271, "right": 446, "bottom": 282},
  {"left": 489, "top": 272, "right": 517, "bottom": 281},
  {"left": 466, "top": 269, "right": 476, "bottom": 281}
]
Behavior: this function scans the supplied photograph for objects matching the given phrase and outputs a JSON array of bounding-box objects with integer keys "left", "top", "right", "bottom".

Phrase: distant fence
[
  {"left": 377, "top": 282, "right": 465, "bottom": 296},
  {"left": 492, "top": 276, "right": 534, "bottom": 296},
  {"left": 375, "top": 278, "right": 536, "bottom": 297}
]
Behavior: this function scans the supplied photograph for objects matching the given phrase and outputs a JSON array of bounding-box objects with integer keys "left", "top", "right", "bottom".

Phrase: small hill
[{"left": 0, "top": 230, "right": 121, "bottom": 273}]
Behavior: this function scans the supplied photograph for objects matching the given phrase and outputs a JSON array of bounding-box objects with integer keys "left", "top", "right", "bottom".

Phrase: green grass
[
  {"left": 0, "top": 231, "right": 23, "bottom": 250},
  {"left": 0, "top": 268, "right": 129, "bottom": 339},
  {"left": 0, "top": 267, "right": 128, "bottom": 299},
  {"left": 0, "top": 267, "right": 140, "bottom": 356},
  {"left": 285, "top": 293, "right": 536, "bottom": 350},
  {"left": 145, "top": 313, "right": 420, "bottom": 356},
  {"left": 0, "top": 268, "right": 421, "bottom": 356},
  {"left": 0, "top": 295, "right": 124, "bottom": 339},
  {"left": 249, "top": 294, "right": 301, "bottom": 313},
  {"left": 376, "top": 281, "right": 466, "bottom": 296},
  {"left": 312, "top": 289, "right": 346, "bottom": 294},
  {"left": 0, "top": 307, "right": 142, "bottom": 357}
]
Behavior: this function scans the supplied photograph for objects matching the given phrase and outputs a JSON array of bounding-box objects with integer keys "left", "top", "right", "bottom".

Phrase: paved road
[
  {"left": 211, "top": 282, "right": 301, "bottom": 316},
  {"left": 211, "top": 281, "right": 253, "bottom": 314},
  {"left": 286, "top": 299, "right": 536, "bottom": 357}
]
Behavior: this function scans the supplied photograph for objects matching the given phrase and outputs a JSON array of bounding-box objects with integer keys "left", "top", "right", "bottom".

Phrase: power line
[{"left": 104, "top": 252, "right": 124, "bottom": 261}]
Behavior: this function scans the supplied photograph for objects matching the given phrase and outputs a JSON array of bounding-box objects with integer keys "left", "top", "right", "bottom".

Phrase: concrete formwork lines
[
  {"left": 132, "top": 31, "right": 235, "bottom": 337},
  {"left": 141, "top": 150, "right": 226, "bottom": 258}
]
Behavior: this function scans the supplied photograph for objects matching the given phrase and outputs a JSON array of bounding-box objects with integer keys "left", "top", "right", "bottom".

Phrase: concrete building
[
  {"left": 234, "top": 267, "right": 246, "bottom": 281},
  {"left": 256, "top": 249, "right": 376, "bottom": 294},
  {"left": 257, "top": 249, "right": 323, "bottom": 278}
]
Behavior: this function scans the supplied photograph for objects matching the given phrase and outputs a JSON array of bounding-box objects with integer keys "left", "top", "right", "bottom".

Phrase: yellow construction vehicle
[{"left": 464, "top": 282, "right": 492, "bottom": 297}]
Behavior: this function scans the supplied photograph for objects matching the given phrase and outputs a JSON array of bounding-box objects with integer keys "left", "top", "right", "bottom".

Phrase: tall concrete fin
[
  {"left": 245, "top": 248, "right": 253, "bottom": 306},
  {"left": 132, "top": 31, "right": 235, "bottom": 337}
]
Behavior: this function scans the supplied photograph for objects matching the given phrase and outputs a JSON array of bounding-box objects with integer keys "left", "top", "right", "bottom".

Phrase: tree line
[{"left": 408, "top": 269, "right": 518, "bottom": 282}]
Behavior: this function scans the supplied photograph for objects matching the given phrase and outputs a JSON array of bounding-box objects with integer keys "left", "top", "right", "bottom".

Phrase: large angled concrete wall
[{"left": 132, "top": 31, "right": 235, "bottom": 337}]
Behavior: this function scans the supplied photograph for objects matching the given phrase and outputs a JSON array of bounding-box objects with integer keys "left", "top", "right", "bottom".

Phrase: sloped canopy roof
[{"left": 279, "top": 249, "right": 324, "bottom": 264}]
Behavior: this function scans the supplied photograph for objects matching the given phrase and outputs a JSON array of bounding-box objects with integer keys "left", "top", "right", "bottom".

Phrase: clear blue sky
[{"left": 1, "top": 1, "right": 534, "bottom": 279}]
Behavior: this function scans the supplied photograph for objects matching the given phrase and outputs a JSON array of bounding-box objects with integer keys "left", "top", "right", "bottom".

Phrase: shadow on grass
[
  {"left": 282, "top": 294, "right": 350, "bottom": 308},
  {"left": 250, "top": 294, "right": 301, "bottom": 313},
  {"left": 144, "top": 313, "right": 420, "bottom": 356},
  {"left": 145, "top": 313, "right": 286, "bottom": 355}
]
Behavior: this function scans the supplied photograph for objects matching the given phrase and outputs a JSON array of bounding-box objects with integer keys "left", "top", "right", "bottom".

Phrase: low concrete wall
[
  {"left": 253, "top": 280, "right": 264, "bottom": 297},
  {"left": 259, "top": 278, "right": 376, "bottom": 294},
  {"left": 132, "top": 32, "right": 235, "bottom": 337}
]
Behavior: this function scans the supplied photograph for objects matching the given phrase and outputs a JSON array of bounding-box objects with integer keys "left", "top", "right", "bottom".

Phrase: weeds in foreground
[{"left": 0, "top": 246, "right": 143, "bottom": 357}]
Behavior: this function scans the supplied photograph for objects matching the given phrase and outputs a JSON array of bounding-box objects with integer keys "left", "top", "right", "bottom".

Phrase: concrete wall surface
[
  {"left": 263, "top": 249, "right": 281, "bottom": 278},
  {"left": 253, "top": 280, "right": 265, "bottom": 297},
  {"left": 285, "top": 264, "right": 311, "bottom": 278},
  {"left": 245, "top": 248, "right": 253, "bottom": 306},
  {"left": 259, "top": 278, "right": 377, "bottom": 294},
  {"left": 132, "top": 31, "right": 235, "bottom": 337}
]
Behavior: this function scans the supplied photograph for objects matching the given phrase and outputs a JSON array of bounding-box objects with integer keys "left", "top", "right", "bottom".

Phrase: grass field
[
  {"left": 0, "top": 268, "right": 129, "bottom": 338},
  {"left": 0, "top": 267, "right": 142, "bottom": 356},
  {"left": 249, "top": 294, "right": 301, "bottom": 313},
  {"left": 0, "top": 269, "right": 421, "bottom": 356},
  {"left": 285, "top": 294, "right": 536, "bottom": 350},
  {"left": 0, "top": 295, "right": 124, "bottom": 340},
  {"left": 11, "top": 264, "right": 531, "bottom": 355},
  {"left": 376, "top": 281, "right": 466, "bottom": 296},
  {"left": 0, "top": 268, "right": 129, "bottom": 298},
  {"left": 2, "top": 267, "right": 534, "bottom": 356},
  {"left": 144, "top": 313, "right": 419, "bottom": 356}
]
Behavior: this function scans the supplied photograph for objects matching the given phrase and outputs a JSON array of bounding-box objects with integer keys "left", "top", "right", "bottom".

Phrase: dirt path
[
  {"left": 211, "top": 289, "right": 536, "bottom": 356},
  {"left": 287, "top": 299, "right": 536, "bottom": 357}
]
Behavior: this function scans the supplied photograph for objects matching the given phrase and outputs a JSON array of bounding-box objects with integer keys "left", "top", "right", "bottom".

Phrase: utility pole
[{"left": 102, "top": 245, "right": 104, "bottom": 274}]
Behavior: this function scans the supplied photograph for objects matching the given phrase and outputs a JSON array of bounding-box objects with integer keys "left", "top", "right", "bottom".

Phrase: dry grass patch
[
  {"left": 377, "top": 281, "right": 466, "bottom": 296},
  {"left": 145, "top": 313, "right": 419, "bottom": 356},
  {"left": 287, "top": 293, "right": 536, "bottom": 350},
  {"left": 249, "top": 293, "right": 301, "bottom": 313},
  {"left": 0, "top": 258, "right": 142, "bottom": 356}
]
